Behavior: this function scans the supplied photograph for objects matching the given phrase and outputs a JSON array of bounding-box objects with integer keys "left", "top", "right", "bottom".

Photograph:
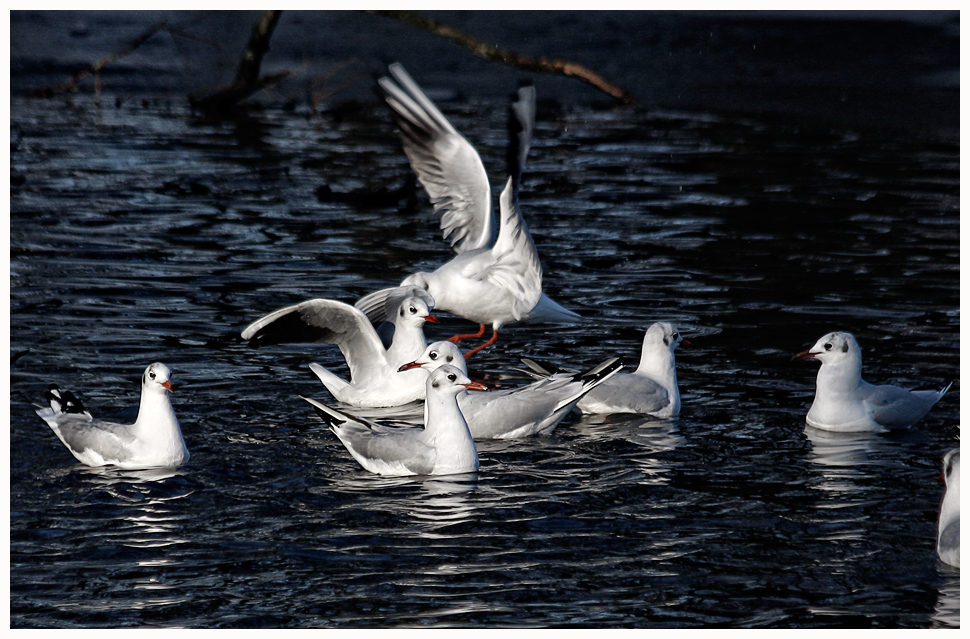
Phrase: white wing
[
  {"left": 379, "top": 63, "right": 494, "bottom": 253},
  {"left": 243, "top": 299, "right": 388, "bottom": 385},
  {"left": 479, "top": 178, "right": 543, "bottom": 320}
]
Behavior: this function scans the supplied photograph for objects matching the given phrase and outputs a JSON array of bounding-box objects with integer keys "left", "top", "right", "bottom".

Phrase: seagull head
[
  {"left": 143, "top": 362, "right": 174, "bottom": 393},
  {"left": 398, "top": 341, "right": 467, "bottom": 374},
  {"left": 794, "top": 331, "right": 859, "bottom": 365},
  {"left": 398, "top": 295, "right": 438, "bottom": 327},
  {"left": 427, "top": 364, "right": 488, "bottom": 397}
]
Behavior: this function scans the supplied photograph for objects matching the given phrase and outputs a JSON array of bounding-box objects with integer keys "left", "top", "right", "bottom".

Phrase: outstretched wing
[
  {"left": 242, "top": 299, "right": 388, "bottom": 384},
  {"left": 379, "top": 63, "right": 494, "bottom": 253},
  {"left": 478, "top": 178, "right": 543, "bottom": 321}
]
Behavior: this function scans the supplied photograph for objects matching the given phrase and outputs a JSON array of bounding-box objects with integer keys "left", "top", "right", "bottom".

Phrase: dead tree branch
[
  {"left": 28, "top": 21, "right": 169, "bottom": 98},
  {"left": 366, "top": 10, "right": 636, "bottom": 104},
  {"left": 190, "top": 10, "right": 288, "bottom": 114}
]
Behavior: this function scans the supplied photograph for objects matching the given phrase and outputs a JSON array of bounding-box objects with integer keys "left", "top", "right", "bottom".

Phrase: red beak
[
  {"left": 462, "top": 381, "right": 489, "bottom": 392},
  {"left": 681, "top": 339, "right": 692, "bottom": 347},
  {"left": 424, "top": 314, "right": 439, "bottom": 324},
  {"left": 397, "top": 361, "right": 425, "bottom": 372},
  {"left": 162, "top": 381, "right": 173, "bottom": 391},
  {"left": 793, "top": 350, "right": 817, "bottom": 362}
]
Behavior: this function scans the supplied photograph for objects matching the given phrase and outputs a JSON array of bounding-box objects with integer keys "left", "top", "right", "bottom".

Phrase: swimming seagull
[
  {"left": 356, "top": 63, "right": 580, "bottom": 359},
  {"left": 794, "top": 331, "right": 952, "bottom": 432},
  {"left": 35, "top": 362, "right": 189, "bottom": 469},
  {"left": 521, "top": 322, "right": 686, "bottom": 417},
  {"left": 937, "top": 448, "right": 960, "bottom": 568},
  {"left": 302, "top": 364, "right": 486, "bottom": 477},
  {"left": 244, "top": 295, "right": 438, "bottom": 408},
  {"left": 243, "top": 285, "right": 437, "bottom": 367},
  {"left": 399, "top": 341, "right": 623, "bottom": 439}
]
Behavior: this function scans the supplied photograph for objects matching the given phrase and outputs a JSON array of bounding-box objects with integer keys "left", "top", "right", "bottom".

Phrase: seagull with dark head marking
[
  {"left": 303, "top": 364, "right": 485, "bottom": 477},
  {"left": 35, "top": 362, "right": 188, "bottom": 469},
  {"left": 795, "top": 331, "right": 952, "bottom": 432}
]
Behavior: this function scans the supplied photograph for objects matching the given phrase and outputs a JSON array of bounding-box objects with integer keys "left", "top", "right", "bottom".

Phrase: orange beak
[
  {"left": 397, "top": 361, "right": 425, "bottom": 372},
  {"left": 424, "top": 314, "right": 439, "bottom": 324},
  {"left": 462, "top": 381, "right": 489, "bottom": 392},
  {"left": 793, "top": 350, "right": 818, "bottom": 362},
  {"left": 162, "top": 381, "right": 173, "bottom": 391}
]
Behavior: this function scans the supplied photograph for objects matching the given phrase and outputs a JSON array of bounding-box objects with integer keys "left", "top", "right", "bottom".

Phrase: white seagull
[
  {"left": 243, "top": 294, "right": 438, "bottom": 408},
  {"left": 357, "top": 63, "right": 579, "bottom": 359},
  {"left": 35, "top": 362, "right": 189, "bottom": 469},
  {"left": 794, "top": 331, "right": 952, "bottom": 432},
  {"left": 242, "top": 285, "right": 437, "bottom": 368},
  {"left": 399, "top": 341, "right": 623, "bottom": 439},
  {"left": 937, "top": 447, "right": 960, "bottom": 568},
  {"left": 303, "top": 364, "right": 486, "bottom": 477},
  {"left": 522, "top": 322, "right": 686, "bottom": 417}
]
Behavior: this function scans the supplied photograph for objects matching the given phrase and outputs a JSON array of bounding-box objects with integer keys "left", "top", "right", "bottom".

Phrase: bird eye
[
  {"left": 149, "top": 371, "right": 156, "bottom": 380},
  {"left": 430, "top": 352, "right": 438, "bottom": 360},
  {"left": 824, "top": 343, "right": 832, "bottom": 351},
  {"left": 673, "top": 333, "right": 679, "bottom": 340},
  {"left": 409, "top": 306, "right": 416, "bottom": 314},
  {"left": 448, "top": 374, "right": 456, "bottom": 382}
]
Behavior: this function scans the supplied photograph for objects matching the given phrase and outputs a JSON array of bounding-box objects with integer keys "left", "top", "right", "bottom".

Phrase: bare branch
[
  {"left": 366, "top": 10, "right": 636, "bottom": 104},
  {"left": 190, "top": 10, "right": 287, "bottom": 114},
  {"left": 28, "top": 21, "right": 168, "bottom": 98}
]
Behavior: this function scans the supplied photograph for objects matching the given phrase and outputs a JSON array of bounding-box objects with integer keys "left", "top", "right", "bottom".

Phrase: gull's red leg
[
  {"left": 462, "top": 329, "right": 499, "bottom": 360},
  {"left": 447, "top": 324, "right": 486, "bottom": 344}
]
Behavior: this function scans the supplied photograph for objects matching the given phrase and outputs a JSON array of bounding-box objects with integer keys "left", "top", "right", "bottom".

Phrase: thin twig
[
  {"left": 28, "top": 21, "right": 169, "bottom": 98},
  {"left": 366, "top": 10, "right": 636, "bottom": 104}
]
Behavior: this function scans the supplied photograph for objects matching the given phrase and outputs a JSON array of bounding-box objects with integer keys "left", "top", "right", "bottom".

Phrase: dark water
[{"left": 10, "top": 12, "right": 960, "bottom": 629}]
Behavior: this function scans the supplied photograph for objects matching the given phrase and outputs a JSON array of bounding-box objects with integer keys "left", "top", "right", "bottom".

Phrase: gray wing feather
[
  {"left": 481, "top": 178, "right": 543, "bottom": 320},
  {"left": 866, "top": 384, "right": 943, "bottom": 428},
  {"left": 380, "top": 63, "right": 494, "bottom": 253},
  {"left": 303, "top": 396, "right": 434, "bottom": 475},
  {"left": 248, "top": 300, "right": 388, "bottom": 384},
  {"left": 50, "top": 415, "right": 136, "bottom": 461},
  {"left": 582, "top": 374, "right": 670, "bottom": 414}
]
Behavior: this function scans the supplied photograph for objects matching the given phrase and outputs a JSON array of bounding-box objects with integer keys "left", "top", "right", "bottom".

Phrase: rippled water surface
[{"left": 10, "top": 78, "right": 959, "bottom": 628}]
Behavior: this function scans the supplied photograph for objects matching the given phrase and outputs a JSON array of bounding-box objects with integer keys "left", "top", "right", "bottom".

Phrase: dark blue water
[{"left": 10, "top": 11, "right": 959, "bottom": 629}]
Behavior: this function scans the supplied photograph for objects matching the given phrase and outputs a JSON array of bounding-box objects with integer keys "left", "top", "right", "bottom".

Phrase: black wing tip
[
  {"left": 913, "top": 379, "right": 954, "bottom": 395},
  {"left": 579, "top": 356, "right": 624, "bottom": 382},
  {"left": 519, "top": 357, "right": 558, "bottom": 377},
  {"left": 244, "top": 312, "right": 336, "bottom": 348},
  {"left": 301, "top": 396, "right": 345, "bottom": 428},
  {"left": 43, "top": 384, "right": 87, "bottom": 414}
]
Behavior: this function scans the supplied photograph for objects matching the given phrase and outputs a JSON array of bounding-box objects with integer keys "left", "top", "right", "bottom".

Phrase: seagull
[
  {"left": 243, "top": 294, "right": 438, "bottom": 408},
  {"left": 242, "top": 285, "right": 437, "bottom": 368},
  {"left": 521, "top": 322, "right": 686, "bottom": 417},
  {"left": 794, "top": 331, "right": 952, "bottom": 432},
  {"left": 357, "top": 63, "right": 579, "bottom": 359},
  {"left": 399, "top": 341, "right": 623, "bottom": 439},
  {"left": 302, "top": 364, "right": 486, "bottom": 477},
  {"left": 937, "top": 447, "right": 960, "bottom": 568},
  {"left": 35, "top": 362, "right": 189, "bottom": 469}
]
